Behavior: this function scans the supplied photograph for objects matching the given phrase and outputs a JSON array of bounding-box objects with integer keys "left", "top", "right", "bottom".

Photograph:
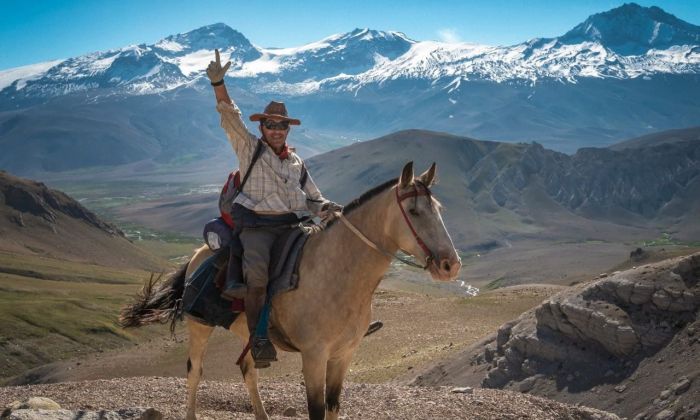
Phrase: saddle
[{"left": 181, "top": 226, "right": 312, "bottom": 329}]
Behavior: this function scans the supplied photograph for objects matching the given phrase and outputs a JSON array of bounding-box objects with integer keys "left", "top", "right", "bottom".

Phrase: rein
[{"left": 337, "top": 182, "right": 434, "bottom": 270}]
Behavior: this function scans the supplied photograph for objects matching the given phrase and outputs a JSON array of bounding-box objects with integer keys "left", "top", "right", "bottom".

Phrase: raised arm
[
  {"left": 207, "top": 49, "right": 255, "bottom": 158},
  {"left": 208, "top": 49, "right": 232, "bottom": 104}
]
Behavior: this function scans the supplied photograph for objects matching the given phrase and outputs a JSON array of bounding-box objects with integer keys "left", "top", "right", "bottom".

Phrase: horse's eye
[{"left": 409, "top": 208, "right": 420, "bottom": 216}]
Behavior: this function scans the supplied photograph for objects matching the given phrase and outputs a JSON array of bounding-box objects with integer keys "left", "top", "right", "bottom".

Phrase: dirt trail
[{"left": 0, "top": 377, "right": 618, "bottom": 419}]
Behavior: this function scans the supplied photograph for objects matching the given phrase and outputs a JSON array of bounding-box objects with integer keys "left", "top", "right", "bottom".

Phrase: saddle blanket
[{"left": 181, "top": 227, "right": 311, "bottom": 328}]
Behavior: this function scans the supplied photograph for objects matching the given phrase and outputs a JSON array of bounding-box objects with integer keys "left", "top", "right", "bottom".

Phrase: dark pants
[{"left": 239, "top": 225, "right": 290, "bottom": 289}]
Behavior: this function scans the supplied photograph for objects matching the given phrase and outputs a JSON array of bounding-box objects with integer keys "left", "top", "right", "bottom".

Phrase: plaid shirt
[{"left": 216, "top": 101, "right": 328, "bottom": 217}]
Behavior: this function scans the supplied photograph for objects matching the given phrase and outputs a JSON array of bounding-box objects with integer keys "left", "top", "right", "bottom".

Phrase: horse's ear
[
  {"left": 399, "top": 161, "right": 414, "bottom": 189},
  {"left": 418, "top": 162, "right": 437, "bottom": 187}
]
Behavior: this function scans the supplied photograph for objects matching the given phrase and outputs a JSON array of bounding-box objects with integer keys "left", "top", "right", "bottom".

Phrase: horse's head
[{"left": 389, "top": 162, "right": 461, "bottom": 281}]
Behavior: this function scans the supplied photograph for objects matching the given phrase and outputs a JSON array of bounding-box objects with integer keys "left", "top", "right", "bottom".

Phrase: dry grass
[
  {"left": 19, "top": 270, "right": 563, "bottom": 387},
  {"left": 0, "top": 252, "right": 170, "bottom": 383}
]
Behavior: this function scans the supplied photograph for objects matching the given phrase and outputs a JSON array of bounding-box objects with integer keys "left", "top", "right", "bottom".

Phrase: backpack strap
[
  {"left": 299, "top": 162, "right": 309, "bottom": 189},
  {"left": 234, "top": 140, "right": 265, "bottom": 199}
]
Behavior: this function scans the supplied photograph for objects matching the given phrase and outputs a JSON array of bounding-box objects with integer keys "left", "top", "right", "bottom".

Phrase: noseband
[
  {"left": 395, "top": 182, "right": 436, "bottom": 266},
  {"left": 338, "top": 182, "right": 435, "bottom": 270}
]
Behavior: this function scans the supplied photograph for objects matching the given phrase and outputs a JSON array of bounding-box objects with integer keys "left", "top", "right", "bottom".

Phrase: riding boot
[
  {"left": 245, "top": 287, "right": 277, "bottom": 368},
  {"left": 221, "top": 245, "right": 247, "bottom": 301}
]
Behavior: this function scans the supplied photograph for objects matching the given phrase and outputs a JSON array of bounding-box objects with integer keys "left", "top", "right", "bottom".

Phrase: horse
[{"left": 120, "top": 161, "right": 461, "bottom": 420}]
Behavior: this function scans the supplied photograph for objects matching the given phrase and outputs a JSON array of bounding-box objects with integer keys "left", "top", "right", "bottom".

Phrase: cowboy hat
[{"left": 249, "top": 101, "right": 301, "bottom": 125}]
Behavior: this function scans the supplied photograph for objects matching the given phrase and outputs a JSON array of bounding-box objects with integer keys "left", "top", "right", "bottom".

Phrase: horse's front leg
[
  {"left": 301, "top": 349, "right": 330, "bottom": 420},
  {"left": 325, "top": 354, "right": 353, "bottom": 420},
  {"left": 186, "top": 319, "right": 214, "bottom": 420},
  {"left": 230, "top": 315, "right": 269, "bottom": 420}
]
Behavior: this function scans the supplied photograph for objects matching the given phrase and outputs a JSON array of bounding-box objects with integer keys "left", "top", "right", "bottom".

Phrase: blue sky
[{"left": 1, "top": 0, "right": 698, "bottom": 70}]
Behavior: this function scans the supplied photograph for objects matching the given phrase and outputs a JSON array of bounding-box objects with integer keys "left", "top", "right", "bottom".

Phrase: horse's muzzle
[{"left": 429, "top": 254, "right": 461, "bottom": 281}]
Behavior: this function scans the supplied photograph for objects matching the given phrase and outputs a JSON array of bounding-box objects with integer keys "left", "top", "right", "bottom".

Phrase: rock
[
  {"left": 1, "top": 407, "right": 161, "bottom": 420},
  {"left": 137, "top": 408, "right": 163, "bottom": 420},
  {"left": 673, "top": 254, "right": 700, "bottom": 284},
  {"left": 496, "top": 322, "right": 515, "bottom": 353},
  {"left": 283, "top": 406, "right": 298, "bottom": 417},
  {"left": 651, "top": 290, "right": 672, "bottom": 310},
  {"left": 653, "top": 398, "right": 670, "bottom": 408},
  {"left": 631, "top": 248, "right": 648, "bottom": 262},
  {"left": 671, "top": 377, "right": 691, "bottom": 395},
  {"left": 450, "top": 387, "right": 473, "bottom": 394},
  {"left": 444, "top": 253, "right": 700, "bottom": 416},
  {"left": 654, "top": 409, "right": 675, "bottom": 420},
  {"left": 659, "top": 390, "right": 671, "bottom": 400},
  {"left": 484, "top": 346, "right": 496, "bottom": 363},
  {"left": 5, "top": 397, "right": 61, "bottom": 411},
  {"left": 521, "top": 358, "right": 538, "bottom": 375},
  {"left": 629, "top": 282, "right": 655, "bottom": 305},
  {"left": 518, "top": 377, "right": 537, "bottom": 393}
]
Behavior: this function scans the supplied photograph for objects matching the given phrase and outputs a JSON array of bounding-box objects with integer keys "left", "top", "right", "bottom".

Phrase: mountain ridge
[
  {"left": 560, "top": 3, "right": 700, "bottom": 54},
  {"left": 112, "top": 128, "right": 700, "bottom": 253},
  {"left": 1, "top": 3, "right": 699, "bottom": 173},
  {"left": 1, "top": 3, "right": 698, "bottom": 100},
  {"left": 0, "top": 170, "right": 162, "bottom": 270}
]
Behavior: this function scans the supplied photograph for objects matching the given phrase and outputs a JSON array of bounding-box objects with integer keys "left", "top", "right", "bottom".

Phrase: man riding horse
[{"left": 206, "top": 50, "right": 343, "bottom": 366}]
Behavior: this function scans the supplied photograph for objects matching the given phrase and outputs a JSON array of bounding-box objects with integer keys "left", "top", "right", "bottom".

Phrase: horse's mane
[
  {"left": 322, "top": 177, "right": 398, "bottom": 229},
  {"left": 343, "top": 177, "right": 399, "bottom": 215}
]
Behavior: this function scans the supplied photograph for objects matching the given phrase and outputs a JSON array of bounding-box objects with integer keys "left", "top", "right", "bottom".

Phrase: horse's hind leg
[
  {"left": 186, "top": 318, "right": 214, "bottom": 420},
  {"left": 325, "top": 354, "right": 353, "bottom": 420},
  {"left": 231, "top": 315, "right": 269, "bottom": 420}
]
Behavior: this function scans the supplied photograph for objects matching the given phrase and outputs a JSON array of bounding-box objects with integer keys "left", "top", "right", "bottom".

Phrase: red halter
[{"left": 395, "top": 182, "right": 435, "bottom": 265}]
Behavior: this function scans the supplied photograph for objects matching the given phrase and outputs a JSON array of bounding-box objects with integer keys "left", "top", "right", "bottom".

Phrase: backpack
[{"left": 218, "top": 141, "right": 309, "bottom": 228}]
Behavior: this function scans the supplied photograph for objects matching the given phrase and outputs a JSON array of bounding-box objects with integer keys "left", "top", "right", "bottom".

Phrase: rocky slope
[
  {"left": 0, "top": 170, "right": 160, "bottom": 269},
  {"left": 411, "top": 252, "right": 700, "bottom": 419},
  {"left": 307, "top": 129, "right": 700, "bottom": 246}
]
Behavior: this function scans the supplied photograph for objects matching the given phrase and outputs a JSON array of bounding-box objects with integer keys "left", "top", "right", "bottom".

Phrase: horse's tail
[{"left": 118, "top": 261, "right": 189, "bottom": 334}]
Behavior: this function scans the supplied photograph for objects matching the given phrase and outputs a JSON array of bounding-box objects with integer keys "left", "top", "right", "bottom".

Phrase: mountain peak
[
  {"left": 560, "top": 3, "right": 700, "bottom": 54},
  {"left": 155, "top": 23, "right": 258, "bottom": 56},
  {"left": 327, "top": 28, "right": 415, "bottom": 45}
]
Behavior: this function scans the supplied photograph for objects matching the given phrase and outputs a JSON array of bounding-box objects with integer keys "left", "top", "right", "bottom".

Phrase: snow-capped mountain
[
  {"left": 2, "top": 4, "right": 698, "bottom": 100},
  {"left": 560, "top": 3, "right": 700, "bottom": 54},
  {"left": 1, "top": 3, "right": 699, "bottom": 175}
]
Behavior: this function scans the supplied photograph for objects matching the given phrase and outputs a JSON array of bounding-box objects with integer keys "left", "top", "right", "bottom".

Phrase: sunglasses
[{"left": 262, "top": 120, "right": 290, "bottom": 130}]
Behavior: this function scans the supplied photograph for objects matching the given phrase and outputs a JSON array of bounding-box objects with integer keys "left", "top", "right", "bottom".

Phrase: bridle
[{"left": 337, "top": 181, "right": 435, "bottom": 270}]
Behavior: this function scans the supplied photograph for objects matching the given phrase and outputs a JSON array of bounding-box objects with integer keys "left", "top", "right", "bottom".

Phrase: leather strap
[
  {"left": 338, "top": 214, "right": 428, "bottom": 269},
  {"left": 395, "top": 184, "right": 435, "bottom": 263},
  {"left": 233, "top": 140, "right": 265, "bottom": 201}
]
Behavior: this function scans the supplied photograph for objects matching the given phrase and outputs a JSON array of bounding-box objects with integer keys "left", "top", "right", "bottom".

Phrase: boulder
[{"left": 480, "top": 253, "right": 700, "bottom": 391}]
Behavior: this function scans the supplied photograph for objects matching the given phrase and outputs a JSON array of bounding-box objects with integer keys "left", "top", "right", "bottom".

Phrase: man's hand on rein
[{"left": 322, "top": 201, "right": 344, "bottom": 217}]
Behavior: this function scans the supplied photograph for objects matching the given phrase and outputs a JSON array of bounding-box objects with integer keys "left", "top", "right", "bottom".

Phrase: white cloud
[{"left": 437, "top": 28, "right": 462, "bottom": 44}]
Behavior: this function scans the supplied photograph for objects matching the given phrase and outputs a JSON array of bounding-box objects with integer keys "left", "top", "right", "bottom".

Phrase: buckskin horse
[{"left": 120, "top": 162, "right": 461, "bottom": 420}]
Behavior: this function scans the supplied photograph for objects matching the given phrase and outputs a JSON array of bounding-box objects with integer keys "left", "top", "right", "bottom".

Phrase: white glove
[
  {"left": 323, "top": 201, "right": 344, "bottom": 213},
  {"left": 206, "top": 49, "right": 231, "bottom": 85},
  {"left": 320, "top": 201, "right": 344, "bottom": 218}
]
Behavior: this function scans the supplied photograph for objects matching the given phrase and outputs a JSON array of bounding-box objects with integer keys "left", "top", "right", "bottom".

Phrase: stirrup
[
  {"left": 365, "top": 320, "right": 383, "bottom": 336},
  {"left": 251, "top": 337, "right": 277, "bottom": 368}
]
